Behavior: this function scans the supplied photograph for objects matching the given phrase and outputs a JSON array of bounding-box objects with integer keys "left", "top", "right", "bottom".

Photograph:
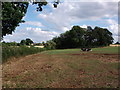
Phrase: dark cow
[
  {"left": 86, "top": 48, "right": 92, "bottom": 51},
  {"left": 81, "top": 48, "right": 92, "bottom": 51},
  {"left": 81, "top": 48, "right": 86, "bottom": 51}
]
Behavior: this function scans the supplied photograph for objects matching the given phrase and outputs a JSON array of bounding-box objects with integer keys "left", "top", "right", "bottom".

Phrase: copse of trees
[
  {"left": 49, "top": 26, "right": 114, "bottom": 49},
  {"left": 20, "top": 38, "right": 33, "bottom": 45}
]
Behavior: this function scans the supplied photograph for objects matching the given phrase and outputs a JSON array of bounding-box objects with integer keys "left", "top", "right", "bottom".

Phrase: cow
[{"left": 81, "top": 48, "right": 92, "bottom": 51}]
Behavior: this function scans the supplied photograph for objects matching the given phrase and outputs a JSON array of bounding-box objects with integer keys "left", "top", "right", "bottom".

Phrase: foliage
[
  {"left": 1, "top": 1, "right": 59, "bottom": 40},
  {"left": 20, "top": 40, "right": 26, "bottom": 45},
  {"left": 44, "top": 40, "right": 56, "bottom": 50},
  {"left": 2, "top": 41, "right": 18, "bottom": 46},
  {"left": 32, "top": 0, "right": 47, "bottom": 11},
  {"left": 25, "top": 38, "right": 34, "bottom": 45},
  {"left": 20, "top": 38, "right": 33, "bottom": 45},
  {"left": 115, "top": 42, "right": 120, "bottom": 44},
  {"left": 2, "top": 45, "right": 46, "bottom": 63},
  {"left": 2, "top": 2, "right": 29, "bottom": 38},
  {"left": 92, "top": 27, "right": 113, "bottom": 46},
  {"left": 51, "top": 26, "right": 113, "bottom": 49}
]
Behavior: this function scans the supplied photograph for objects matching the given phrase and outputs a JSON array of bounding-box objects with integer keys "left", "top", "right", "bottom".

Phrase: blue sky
[{"left": 3, "top": 0, "right": 119, "bottom": 43}]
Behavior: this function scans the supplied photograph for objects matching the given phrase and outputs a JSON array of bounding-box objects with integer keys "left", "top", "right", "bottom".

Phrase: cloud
[
  {"left": 113, "top": 35, "right": 120, "bottom": 43},
  {"left": 38, "top": 2, "right": 118, "bottom": 43},
  {"left": 103, "top": 19, "right": 119, "bottom": 43},
  {"left": 3, "top": 27, "right": 59, "bottom": 43},
  {"left": 37, "top": 2, "right": 118, "bottom": 33},
  {"left": 106, "top": 19, "right": 117, "bottom": 25},
  {"left": 106, "top": 19, "right": 119, "bottom": 36},
  {"left": 80, "top": 25, "right": 88, "bottom": 28},
  {"left": 24, "top": 21, "right": 44, "bottom": 27},
  {"left": 3, "top": 1, "right": 119, "bottom": 43}
]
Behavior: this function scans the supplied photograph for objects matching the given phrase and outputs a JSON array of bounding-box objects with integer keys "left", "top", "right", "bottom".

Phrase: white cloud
[
  {"left": 24, "top": 21, "right": 44, "bottom": 27},
  {"left": 108, "top": 24, "right": 119, "bottom": 36},
  {"left": 104, "top": 19, "right": 119, "bottom": 43},
  {"left": 3, "top": 1, "right": 119, "bottom": 43},
  {"left": 113, "top": 35, "right": 120, "bottom": 43},
  {"left": 107, "top": 19, "right": 117, "bottom": 25},
  {"left": 106, "top": 19, "right": 119, "bottom": 36},
  {"left": 3, "top": 27, "right": 59, "bottom": 43},
  {"left": 37, "top": 2, "right": 118, "bottom": 33},
  {"left": 80, "top": 25, "right": 87, "bottom": 28}
]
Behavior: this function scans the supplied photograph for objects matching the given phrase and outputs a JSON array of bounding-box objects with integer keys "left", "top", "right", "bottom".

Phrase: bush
[{"left": 2, "top": 45, "right": 46, "bottom": 63}]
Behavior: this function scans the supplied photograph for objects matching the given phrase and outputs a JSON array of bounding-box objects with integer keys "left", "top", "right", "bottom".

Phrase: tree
[
  {"left": 115, "top": 42, "right": 120, "bottom": 44},
  {"left": 92, "top": 27, "right": 113, "bottom": 46},
  {"left": 26, "top": 38, "right": 33, "bottom": 45},
  {"left": 52, "top": 26, "right": 85, "bottom": 49},
  {"left": 44, "top": 40, "right": 56, "bottom": 49},
  {"left": 20, "top": 38, "right": 33, "bottom": 45},
  {"left": 20, "top": 40, "right": 26, "bottom": 45},
  {"left": 2, "top": 2, "right": 29, "bottom": 37},
  {"left": 1, "top": 0, "right": 59, "bottom": 40},
  {"left": 51, "top": 26, "right": 113, "bottom": 49}
]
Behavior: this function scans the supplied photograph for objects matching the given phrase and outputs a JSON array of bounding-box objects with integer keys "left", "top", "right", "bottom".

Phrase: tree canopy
[
  {"left": 2, "top": 2, "right": 29, "bottom": 37},
  {"left": 51, "top": 26, "right": 113, "bottom": 49},
  {"left": 20, "top": 38, "right": 33, "bottom": 45},
  {"left": 1, "top": 0, "right": 59, "bottom": 40}
]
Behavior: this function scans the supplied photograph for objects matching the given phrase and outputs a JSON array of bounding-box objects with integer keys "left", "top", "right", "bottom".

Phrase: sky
[{"left": 3, "top": 0, "right": 120, "bottom": 43}]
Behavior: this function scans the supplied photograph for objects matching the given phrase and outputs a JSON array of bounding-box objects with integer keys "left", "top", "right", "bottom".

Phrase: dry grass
[{"left": 2, "top": 47, "right": 119, "bottom": 88}]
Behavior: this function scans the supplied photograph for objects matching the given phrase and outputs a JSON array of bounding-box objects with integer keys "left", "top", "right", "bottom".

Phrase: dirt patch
[
  {"left": 67, "top": 53, "right": 119, "bottom": 63},
  {"left": 103, "top": 54, "right": 119, "bottom": 56},
  {"left": 69, "top": 53, "right": 119, "bottom": 56},
  {"left": 40, "top": 64, "right": 52, "bottom": 72}
]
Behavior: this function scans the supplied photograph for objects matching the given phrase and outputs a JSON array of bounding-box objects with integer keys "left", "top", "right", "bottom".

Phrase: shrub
[{"left": 2, "top": 45, "right": 46, "bottom": 63}]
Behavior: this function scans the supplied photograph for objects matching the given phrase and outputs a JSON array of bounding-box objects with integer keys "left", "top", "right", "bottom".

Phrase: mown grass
[
  {"left": 2, "top": 46, "right": 119, "bottom": 88},
  {"left": 42, "top": 48, "right": 81, "bottom": 54},
  {"left": 92, "top": 46, "right": 119, "bottom": 54},
  {"left": 2, "top": 46, "right": 46, "bottom": 63},
  {"left": 42, "top": 46, "right": 119, "bottom": 55}
]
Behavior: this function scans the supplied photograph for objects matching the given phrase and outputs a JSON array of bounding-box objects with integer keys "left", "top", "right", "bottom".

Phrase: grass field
[
  {"left": 42, "top": 46, "right": 119, "bottom": 54},
  {"left": 2, "top": 46, "right": 119, "bottom": 88}
]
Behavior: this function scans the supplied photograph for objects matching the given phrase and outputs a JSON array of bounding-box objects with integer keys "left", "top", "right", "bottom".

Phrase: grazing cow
[
  {"left": 81, "top": 48, "right": 86, "bottom": 51},
  {"left": 86, "top": 48, "right": 92, "bottom": 51},
  {"left": 81, "top": 48, "right": 92, "bottom": 51}
]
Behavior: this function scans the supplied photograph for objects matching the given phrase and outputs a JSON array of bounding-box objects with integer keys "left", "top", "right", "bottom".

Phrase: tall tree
[
  {"left": 20, "top": 38, "right": 33, "bottom": 45},
  {"left": 25, "top": 38, "right": 33, "bottom": 45},
  {"left": 52, "top": 26, "right": 113, "bottom": 49},
  {"left": 2, "top": 2, "right": 29, "bottom": 37},
  {"left": 52, "top": 26, "right": 85, "bottom": 49},
  {"left": 20, "top": 40, "right": 26, "bottom": 45},
  {"left": 1, "top": 0, "right": 59, "bottom": 40},
  {"left": 93, "top": 27, "right": 113, "bottom": 46}
]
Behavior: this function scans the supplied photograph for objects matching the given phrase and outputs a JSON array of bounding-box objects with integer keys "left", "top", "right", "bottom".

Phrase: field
[{"left": 2, "top": 46, "right": 119, "bottom": 88}]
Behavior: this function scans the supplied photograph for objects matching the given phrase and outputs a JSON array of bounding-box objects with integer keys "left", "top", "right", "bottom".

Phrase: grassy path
[{"left": 2, "top": 47, "right": 119, "bottom": 88}]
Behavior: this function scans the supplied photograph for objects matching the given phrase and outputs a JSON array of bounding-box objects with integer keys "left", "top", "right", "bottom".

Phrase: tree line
[
  {"left": 45, "top": 26, "right": 114, "bottom": 49},
  {"left": 1, "top": 25, "right": 114, "bottom": 49},
  {"left": 1, "top": 2, "right": 114, "bottom": 49}
]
